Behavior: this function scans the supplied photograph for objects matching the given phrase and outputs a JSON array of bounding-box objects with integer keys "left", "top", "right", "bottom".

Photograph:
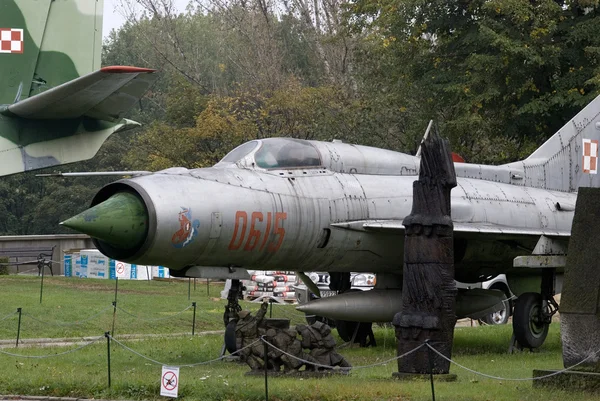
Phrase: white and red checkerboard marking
[
  {"left": 582, "top": 138, "right": 598, "bottom": 174},
  {"left": 0, "top": 28, "right": 24, "bottom": 54}
]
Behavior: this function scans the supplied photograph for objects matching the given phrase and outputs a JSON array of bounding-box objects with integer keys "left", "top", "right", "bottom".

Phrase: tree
[{"left": 349, "top": 0, "right": 600, "bottom": 163}]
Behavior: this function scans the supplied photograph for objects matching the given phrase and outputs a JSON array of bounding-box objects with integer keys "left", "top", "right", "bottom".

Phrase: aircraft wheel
[
  {"left": 479, "top": 306, "right": 509, "bottom": 325},
  {"left": 224, "top": 320, "right": 237, "bottom": 354},
  {"left": 513, "top": 292, "right": 549, "bottom": 348},
  {"left": 336, "top": 319, "right": 359, "bottom": 342},
  {"left": 306, "top": 314, "right": 336, "bottom": 328},
  {"left": 479, "top": 290, "right": 511, "bottom": 325},
  {"left": 336, "top": 320, "right": 376, "bottom": 347}
]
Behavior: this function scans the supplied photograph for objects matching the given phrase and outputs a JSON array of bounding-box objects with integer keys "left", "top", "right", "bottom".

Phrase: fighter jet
[
  {"left": 62, "top": 92, "right": 600, "bottom": 349},
  {"left": 0, "top": 0, "right": 157, "bottom": 177}
]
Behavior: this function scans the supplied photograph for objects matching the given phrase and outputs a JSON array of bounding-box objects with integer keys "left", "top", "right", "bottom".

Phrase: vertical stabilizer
[
  {"left": 0, "top": 0, "right": 103, "bottom": 105},
  {"left": 504, "top": 95, "right": 600, "bottom": 192}
]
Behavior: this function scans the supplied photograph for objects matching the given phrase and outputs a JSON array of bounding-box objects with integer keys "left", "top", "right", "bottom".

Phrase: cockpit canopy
[
  {"left": 255, "top": 138, "right": 321, "bottom": 168},
  {"left": 215, "top": 137, "right": 419, "bottom": 176},
  {"left": 216, "top": 138, "right": 321, "bottom": 169}
]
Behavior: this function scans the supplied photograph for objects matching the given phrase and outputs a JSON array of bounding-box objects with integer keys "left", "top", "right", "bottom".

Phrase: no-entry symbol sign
[
  {"left": 116, "top": 263, "right": 125, "bottom": 275},
  {"left": 160, "top": 366, "right": 180, "bottom": 398}
]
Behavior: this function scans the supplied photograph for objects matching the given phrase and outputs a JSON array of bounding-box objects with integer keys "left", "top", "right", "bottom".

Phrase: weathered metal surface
[
  {"left": 513, "top": 255, "right": 568, "bottom": 268},
  {"left": 0, "top": 1, "right": 156, "bottom": 177},
  {"left": 560, "top": 187, "right": 600, "bottom": 370},
  {"left": 63, "top": 95, "right": 600, "bottom": 350},
  {"left": 392, "top": 127, "right": 457, "bottom": 375},
  {"left": 295, "top": 288, "right": 506, "bottom": 322},
  {"left": 172, "top": 266, "right": 251, "bottom": 280},
  {"left": 61, "top": 192, "right": 148, "bottom": 250},
  {"left": 66, "top": 143, "right": 575, "bottom": 277}
]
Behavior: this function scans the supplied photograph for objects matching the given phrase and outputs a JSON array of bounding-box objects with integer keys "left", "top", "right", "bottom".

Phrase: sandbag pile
[{"left": 243, "top": 270, "right": 297, "bottom": 301}]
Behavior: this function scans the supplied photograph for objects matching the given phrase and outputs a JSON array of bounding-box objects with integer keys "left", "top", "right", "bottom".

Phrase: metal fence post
[
  {"left": 111, "top": 301, "right": 117, "bottom": 336},
  {"left": 105, "top": 332, "right": 111, "bottom": 388},
  {"left": 426, "top": 340, "right": 436, "bottom": 401},
  {"left": 191, "top": 302, "right": 197, "bottom": 336},
  {"left": 16, "top": 308, "right": 22, "bottom": 347},
  {"left": 263, "top": 337, "right": 269, "bottom": 401}
]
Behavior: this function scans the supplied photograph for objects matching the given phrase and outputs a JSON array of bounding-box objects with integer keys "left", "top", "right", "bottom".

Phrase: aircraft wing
[
  {"left": 5, "top": 66, "right": 157, "bottom": 122},
  {"left": 331, "top": 220, "right": 570, "bottom": 238}
]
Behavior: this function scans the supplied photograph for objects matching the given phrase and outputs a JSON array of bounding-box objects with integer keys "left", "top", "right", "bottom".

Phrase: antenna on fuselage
[{"left": 415, "top": 120, "right": 434, "bottom": 158}]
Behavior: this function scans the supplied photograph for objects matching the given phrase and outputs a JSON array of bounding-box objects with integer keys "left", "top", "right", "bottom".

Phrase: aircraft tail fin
[
  {"left": 504, "top": 95, "right": 600, "bottom": 192},
  {"left": 0, "top": 0, "right": 103, "bottom": 105}
]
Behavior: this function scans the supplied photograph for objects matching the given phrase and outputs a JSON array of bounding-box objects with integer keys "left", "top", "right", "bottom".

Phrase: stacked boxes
[
  {"left": 242, "top": 271, "right": 297, "bottom": 301},
  {"left": 63, "top": 249, "right": 170, "bottom": 280}
]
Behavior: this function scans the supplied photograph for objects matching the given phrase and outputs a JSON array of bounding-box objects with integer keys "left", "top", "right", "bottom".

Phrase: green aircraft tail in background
[{"left": 0, "top": 0, "right": 157, "bottom": 176}]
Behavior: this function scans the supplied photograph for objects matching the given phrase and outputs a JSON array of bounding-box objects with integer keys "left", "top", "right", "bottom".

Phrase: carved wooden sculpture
[{"left": 393, "top": 127, "right": 457, "bottom": 374}]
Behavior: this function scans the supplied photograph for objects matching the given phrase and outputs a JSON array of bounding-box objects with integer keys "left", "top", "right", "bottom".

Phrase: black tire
[
  {"left": 224, "top": 320, "right": 237, "bottom": 354},
  {"left": 479, "top": 306, "right": 510, "bottom": 325},
  {"left": 336, "top": 319, "right": 376, "bottom": 347},
  {"left": 305, "top": 315, "right": 336, "bottom": 328},
  {"left": 513, "top": 292, "right": 549, "bottom": 349},
  {"left": 479, "top": 288, "right": 511, "bottom": 325},
  {"left": 336, "top": 319, "right": 360, "bottom": 342}
]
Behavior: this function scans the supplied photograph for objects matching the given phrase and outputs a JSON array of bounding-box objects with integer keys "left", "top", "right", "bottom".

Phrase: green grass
[{"left": 0, "top": 277, "right": 596, "bottom": 401}]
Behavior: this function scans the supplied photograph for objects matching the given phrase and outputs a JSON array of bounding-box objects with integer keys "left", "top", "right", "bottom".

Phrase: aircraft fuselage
[{"left": 90, "top": 165, "right": 574, "bottom": 283}]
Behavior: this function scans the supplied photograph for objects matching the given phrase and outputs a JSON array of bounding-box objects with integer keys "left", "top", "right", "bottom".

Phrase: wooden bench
[{"left": 0, "top": 246, "right": 56, "bottom": 276}]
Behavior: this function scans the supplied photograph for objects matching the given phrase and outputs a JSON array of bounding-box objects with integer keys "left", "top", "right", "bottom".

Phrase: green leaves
[{"left": 349, "top": 0, "right": 600, "bottom": 163}]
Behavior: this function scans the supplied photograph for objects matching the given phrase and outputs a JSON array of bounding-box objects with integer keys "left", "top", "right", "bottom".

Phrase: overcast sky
[{"left": 102, "top": 0, "right": 190, "bottom": 39}]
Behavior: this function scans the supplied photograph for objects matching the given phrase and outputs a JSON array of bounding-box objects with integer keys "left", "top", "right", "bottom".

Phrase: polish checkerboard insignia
[
  {"left": 0, "top": 29, "right": 24, "bottom": 54},
  {"left": 582, "top": 138, "right": 598, "bottom": 174}
]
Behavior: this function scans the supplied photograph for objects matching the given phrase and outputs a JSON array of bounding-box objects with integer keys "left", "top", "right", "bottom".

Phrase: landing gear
[
  {"left": 336, "top": 319, "right": 377, "bottom": 347},
  {"left": 223, "top": 278, "right": 243, "bottom": 354},
  {"left": 480, "top": 305, "right": 510, "bottom": 325},
  {"left": 479, "top": 287, "right": 512, "bottom": 325},
  {"left": 327, "top": 277, "right": 377, "bottom": 348},
  {"left": 512, "top": 292, "right": 549, "bottom": 349},
  {"left": 511, "top": 269, "right": 559, "bottom": 349}
]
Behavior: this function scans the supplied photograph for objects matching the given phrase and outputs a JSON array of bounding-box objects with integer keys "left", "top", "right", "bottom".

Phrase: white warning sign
[
  {"left": 160, "top": 366, "right": 179, "bottom": 398},
  {"left": 115, "top": 262, "right": 130, "bottom": 279}
]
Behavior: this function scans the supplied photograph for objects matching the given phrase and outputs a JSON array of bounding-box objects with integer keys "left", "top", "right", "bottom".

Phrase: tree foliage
[
  {"left": 350, "top": 0, "right": 600, "bottom": 162},
  {"left": 2, "top": 0, "right": 600, "bottom": 234}
]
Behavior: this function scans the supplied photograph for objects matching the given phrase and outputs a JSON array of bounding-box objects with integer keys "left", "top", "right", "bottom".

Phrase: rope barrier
[
  {"left": 267, "top": 307, "right": 307, "bottom": 322},
  {"left": 22, "top": 306, "right": 114, "bottom": 327},
  {"left": 0, "top": 337, "right": 102, "bottom": 359},
  {"left": 116, "top": 304, "right": 193, "bottom": 322},
  {"left": 108, "top": 335, "right": 261, "bottom": 367},
  {"left": 0, "top": 311, "right": 16, "bottom": 322},
  {"left": 426, "top": 342, "right": 600, "bottom": 381},
  {"left": 260, "top": 337, "right": 424, "bottom": 371},
  {"left": 16, "top": 267, "right": 41, "bottom": 275}
]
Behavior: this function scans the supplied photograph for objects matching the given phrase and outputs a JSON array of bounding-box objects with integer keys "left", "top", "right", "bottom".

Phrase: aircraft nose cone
[{"left": 61, "top": 191, "right": 148, "bottom": 249}]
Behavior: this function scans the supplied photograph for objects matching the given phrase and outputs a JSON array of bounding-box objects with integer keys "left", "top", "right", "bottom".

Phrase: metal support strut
[{"left": 223, "top": 278, "right": 243, "bottom": 326}]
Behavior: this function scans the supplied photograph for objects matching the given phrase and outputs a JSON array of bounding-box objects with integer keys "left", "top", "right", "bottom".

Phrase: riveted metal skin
[{"left": 64, "top": 95, "right": 600, "bottom": 349}]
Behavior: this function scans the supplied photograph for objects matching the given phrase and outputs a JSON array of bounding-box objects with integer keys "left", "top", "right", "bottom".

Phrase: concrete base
[
  {"left": 533, "top": 369, "right": 600, "bottom": 392},
  {"left": 392, "top": 372, "right": 457, "bottom": 382},
  {"left": 245, "top": 369, "right": 350, "bottom": 377}
]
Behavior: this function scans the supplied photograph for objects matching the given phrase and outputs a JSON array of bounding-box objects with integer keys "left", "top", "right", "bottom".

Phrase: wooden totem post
[{"left": 393, "top": 127, "right": 457, "bottom": 376}]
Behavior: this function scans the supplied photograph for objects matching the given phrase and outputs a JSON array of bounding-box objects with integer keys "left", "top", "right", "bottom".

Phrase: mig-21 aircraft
[
  {"left": 62, "top": 94, "right": 600, "bottom": 349},
  {"left": 0, "top": 0, "right": 157, "bottom": 177}
]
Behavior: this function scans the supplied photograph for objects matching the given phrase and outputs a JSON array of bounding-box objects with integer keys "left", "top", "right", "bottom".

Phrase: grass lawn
[{"left": 0, "top": 276, "right": 595, "bottom": 401}]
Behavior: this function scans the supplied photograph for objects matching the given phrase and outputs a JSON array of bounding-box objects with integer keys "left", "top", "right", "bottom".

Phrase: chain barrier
[
  {"left": 259, "top": 336, "right": 424, "bottom": 371},
  {"left": 116, "top": 304, "right": 193, "bottom": 322},
  {"left": 22, "top": 305, "right": 114, "bottom": 327},
  {"left": 108, "top": 334, "right": 260, "bottom": 367},
  {"left": 426, "top": 342, "right": 600, "bottom": 381},
  {"left": 0, "top": 336, "right": 102, "bottom": 359},
  {"left": 0, "top": 311, "right": 16, "bottom": 322}
]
